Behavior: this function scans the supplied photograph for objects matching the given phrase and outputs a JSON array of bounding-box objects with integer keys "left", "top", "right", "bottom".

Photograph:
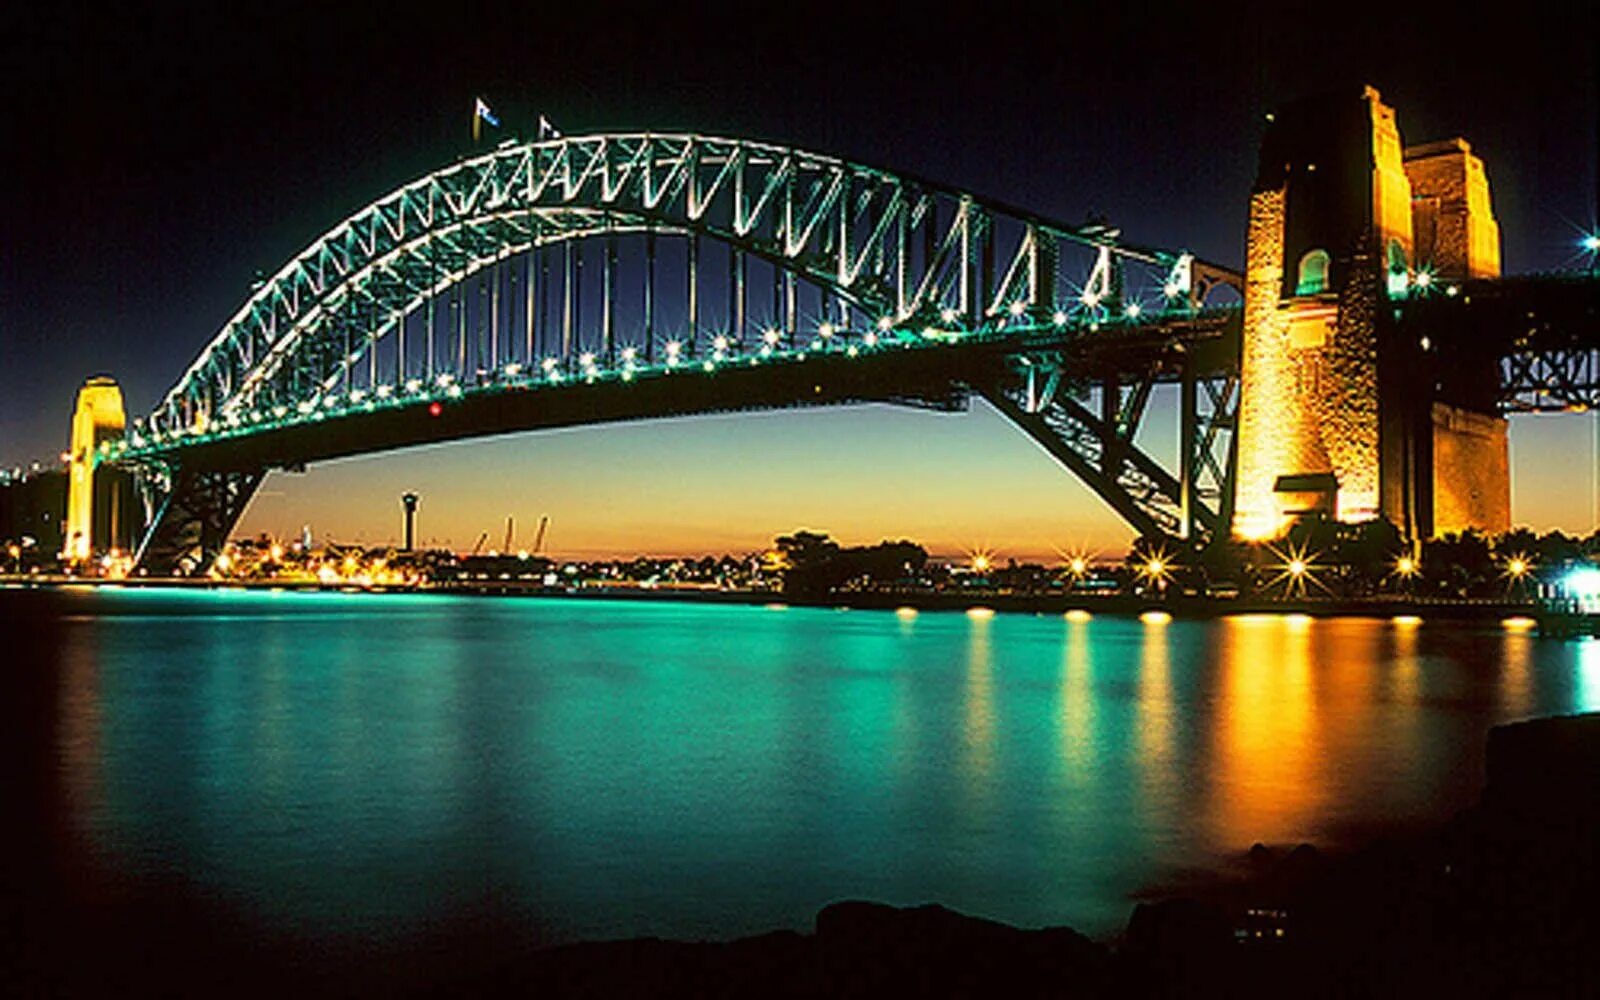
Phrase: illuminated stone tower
[
  {"left": 65, "top": 376, "right": 127, "bottom": 562},
  {"left": 1232, "top": 86, "right": 1508, "bottom": 541}
]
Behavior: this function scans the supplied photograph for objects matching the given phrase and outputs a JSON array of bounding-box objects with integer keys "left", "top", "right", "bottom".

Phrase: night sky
[{"left": 3, "top": 3, "right": 1596, "bottom": 555}]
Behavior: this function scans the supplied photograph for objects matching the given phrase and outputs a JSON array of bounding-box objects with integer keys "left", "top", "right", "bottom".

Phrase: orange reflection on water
[
  {"left": 1137, "top": 618, "right": 1173, "bottom": 771},
  {"left": 1059, "top": 619, "right": 1094, "bottom": 777},
  {"left": 1206, "top": 615, "right": 1323, "bottom": 846},
  {"left": 57, "top": 629, "right": 104, "bottom": 847},
  {"left": 961, "top": 615, "right": 995, "bottom": 786},
  {"left": 1499, "top": 631, "right": 1534, "bottom": 718}
]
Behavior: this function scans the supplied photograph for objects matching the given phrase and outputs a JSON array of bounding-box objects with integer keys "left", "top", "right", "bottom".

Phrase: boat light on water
[
  {"left": 1501, "top": 616, "right": 1537, "bottom": 631},
  {"left": 966, "top": 607, "right": 996, "bottom": 620},
  {"left": 1393, "top": 615, "right": 1423, "bottom": 627},
  {"left": 1140, "top": 610, "right": 1172, "bottom": 625},
  {"left": 895, "top": 606, "right": 918, "bottom": 619},
  {"left": 1064, "top": 609, "right": 1092, "bottom": 622}
]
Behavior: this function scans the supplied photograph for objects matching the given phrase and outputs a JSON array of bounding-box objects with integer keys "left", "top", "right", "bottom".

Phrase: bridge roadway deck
[{"left": 119, "top": 311, "right": 1241, "bottom": 474}]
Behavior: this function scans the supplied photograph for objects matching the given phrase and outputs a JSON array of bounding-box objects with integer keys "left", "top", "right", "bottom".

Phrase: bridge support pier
[
  {"left": 1232, "top": 87, "right": 1508, "bottom": 542},
  {"left": 134, "top": 465, "right": 264, "bottom": 576}
]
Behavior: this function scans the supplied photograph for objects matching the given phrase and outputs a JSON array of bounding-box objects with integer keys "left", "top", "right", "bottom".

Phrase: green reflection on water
[{"left": 41, "top": 588, "right": 1599, "bottom": 942}]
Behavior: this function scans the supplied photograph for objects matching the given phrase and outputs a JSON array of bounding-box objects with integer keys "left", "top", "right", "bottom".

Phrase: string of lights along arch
[
  {"left": 124, "top": 132, "right": 1233, "bottom": 448},
  {"left": 91, "top": 131, "right": 1248, "bottom": 574}
]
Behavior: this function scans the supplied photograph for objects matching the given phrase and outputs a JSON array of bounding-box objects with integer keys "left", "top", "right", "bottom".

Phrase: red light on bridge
[{"left": 428, "top": 401, "right": 443, "bottom": 417}]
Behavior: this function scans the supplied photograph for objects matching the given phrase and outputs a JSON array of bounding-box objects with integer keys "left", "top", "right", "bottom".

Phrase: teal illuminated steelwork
[{"left": 99, "top": 131, "right": 1246, "bottom": 573}]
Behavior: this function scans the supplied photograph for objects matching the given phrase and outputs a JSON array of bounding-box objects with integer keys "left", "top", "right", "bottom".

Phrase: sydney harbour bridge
[{"left": 16, "top": 87, "right": 1600, "bottom": 574}]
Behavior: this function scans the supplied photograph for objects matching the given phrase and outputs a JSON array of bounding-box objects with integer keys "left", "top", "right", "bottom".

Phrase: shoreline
[{"left": 0, "top": 574, "right": 1566, "bottom": 625}]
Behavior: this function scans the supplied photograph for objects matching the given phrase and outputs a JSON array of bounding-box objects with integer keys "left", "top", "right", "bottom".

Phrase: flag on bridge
[{"left": 472, "top": 97, "right": 500, "bottom": 143}]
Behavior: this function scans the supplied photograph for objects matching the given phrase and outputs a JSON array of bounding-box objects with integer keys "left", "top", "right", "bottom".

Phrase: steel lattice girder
[
  {"left": 140, "top": 132, "right": 1239, "bottom": 441},
  {"left": 976, "top": 354, "right": 1232, "bottom": 544},
  {"left": 134, "top": 465, "right": 265, "bottom": 576},
  {"left": 1395, "top": 272, "right": 1600, "bottom": 413},
  {"left": 1500, "top": 349, "right": 1600, "bottom": 412}
]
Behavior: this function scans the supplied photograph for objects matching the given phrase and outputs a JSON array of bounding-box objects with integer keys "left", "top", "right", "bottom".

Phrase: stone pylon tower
[
  {"left": 65, "top": 376, "right": 127, "bottom": 562},
  {"left": 1232, "top": 86, "right": 1508, "bottom": 541}
]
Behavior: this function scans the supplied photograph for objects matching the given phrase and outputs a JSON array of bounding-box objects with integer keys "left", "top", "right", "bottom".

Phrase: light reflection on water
[{"left": 43, "top": 589, "right": 1598, "bottom": 941}]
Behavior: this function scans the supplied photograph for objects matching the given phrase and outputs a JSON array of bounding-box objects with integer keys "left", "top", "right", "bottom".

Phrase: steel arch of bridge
[
  {"left": 135, "top": 132, "right": 1234, "bottom": 439},
  {"left": 108, "top": 132, "right": 1245, "bottom": 573}
]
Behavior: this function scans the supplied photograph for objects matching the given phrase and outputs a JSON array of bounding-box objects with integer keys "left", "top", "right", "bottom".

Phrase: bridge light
[
  {"left": 922, "top": 326, "right": 939, "bottom": 339},
  {"left": 1415, "top": 271, "right": 1432, "bottom": 289},
  {"left": 1051, "top": 310, "right": 1068, "bottom": 326},
  {"left": 1163, "top": 281, "right": 1182, "bottom": 298},
  {"left": 877, "top": 316, "right": 893, "bottom": 331},
  {"left": 1069, "top": 557, "right": 1088, "bottom": 577},
  {"left": 621, "top": 369, "right": 634, "bottom": 381},
  {"left": 665, "top": 340, "right": 682, "bottom": 361},
  {"left": 273, "top": 406, "right": 288, "bottom": 418},
  {"left": 541, "top": 357, "right": 559, "bottom": 373},
  {"left": 940, "top": 308, "right": 958, "bottom": 324},
  {"left": 863, "top": 331, "right": 878, "bottom": 346},
  {"left": 846, "top": 345, "right": 859, "bottom": 357},
  {"left": 1581, "top": 234, "right": 1600, "bottom": 252},
  {"left": 503, "top": 362, "right": 522, "bottom": 376},
  {"left": 763, "top": 327, "right": 781, "bottom": 345},
  {"left": 1124, "top": 303, "right": 1142, "bottom": 318},
  {"left": 405, "top": 379, "right": 422, "bottom": 393},
  {"left": 376, "top": 385, "right": 392, "bottom": 398},
  {"left": 349, "top": 389, "right": 366, "bottom": 402},
  {"left": 621, "top": 346, "right": 638, "bottom": 362},
  {"left": 1395, "top": 555, "right": 1418, "bottom": 577},
  {"left": 702, "top": 359, "right": 715, "bottom": 371},
  {"left": 297, "top": 401, "right": 315, "bottom": 414},
  {"left": 1008, "top": 300, "right": 1027, "bottom": 317},
  {"left": 1288, "top": 558, "right": 1306, "bottom": 577},
  {"left": 713, "top": 335, "right": 729, "bottom": 352},
  {"left": 436, "top": 373, "right": 454, "bottom": 386},
  {"left": 760, "top": 345, "right": 773, "bottom": 357},
  {"left": 548, "top": 369, "right": 563, "bottom": 383},
  {"left": 1080, "top": 291, "right": 1102, "bottom": 308},
  {"left": 818, "top": 322, "right": 835, "bottom": 338}
]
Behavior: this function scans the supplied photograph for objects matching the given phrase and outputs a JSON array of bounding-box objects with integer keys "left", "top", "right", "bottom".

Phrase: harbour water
[{"left": 9, "top": 587, "right": 1598, "bottom": 944}]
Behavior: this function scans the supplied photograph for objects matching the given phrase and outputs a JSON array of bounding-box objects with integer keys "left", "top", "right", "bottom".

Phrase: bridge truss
[{"left": 98, "top": 132, "right": 1243, "bottom": 573}]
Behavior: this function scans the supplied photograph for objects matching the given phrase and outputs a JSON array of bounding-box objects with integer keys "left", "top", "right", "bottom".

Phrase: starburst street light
[
  {"left": 1500, "top": 553, "right": 1534, "bottom": 593},
  {"left": 1136, "top": 544, "right": 1174, "bottom": 592},
  {"left": 1266, "top": 541, "right": 1325, "bottom": 597}
]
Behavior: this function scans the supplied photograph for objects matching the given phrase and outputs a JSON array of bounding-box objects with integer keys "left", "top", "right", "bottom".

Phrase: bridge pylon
[
  {"left": 1232, "top": 86, "right": 1509, "bottom": 542},
  {"left": 65, "top": 376, "right": 127, "bottom": 563}
]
